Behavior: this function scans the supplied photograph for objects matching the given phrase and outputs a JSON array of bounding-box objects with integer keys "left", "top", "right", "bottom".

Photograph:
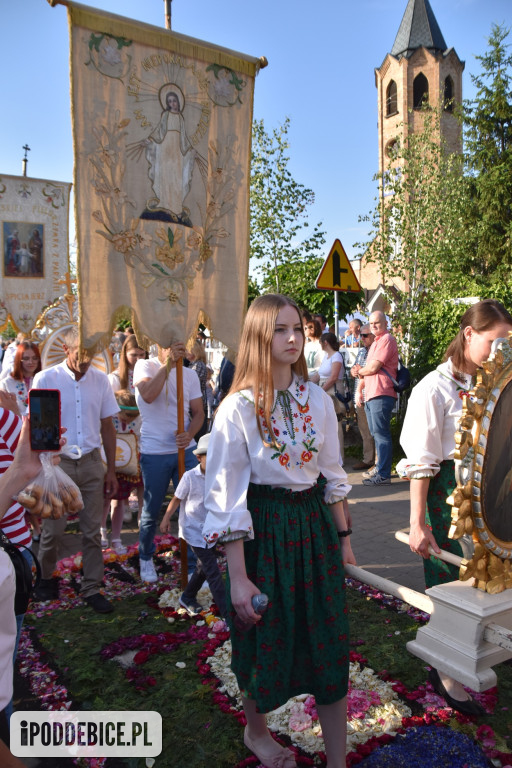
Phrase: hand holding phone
[{"left": 29, "top": 389, "right": 61, "bottom": 451}]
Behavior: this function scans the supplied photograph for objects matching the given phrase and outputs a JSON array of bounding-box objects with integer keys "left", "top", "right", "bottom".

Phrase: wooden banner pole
[{"left": 175, "top": 356, "right": 188, "bottom": 589}]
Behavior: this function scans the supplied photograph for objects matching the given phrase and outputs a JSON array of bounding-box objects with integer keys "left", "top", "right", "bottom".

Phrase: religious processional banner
[
  {"left": 0, "top": 174, "right": 71, "bottom": 334},
  {"left": 68, "top": 2, "right": 262, "bottom": 353}
]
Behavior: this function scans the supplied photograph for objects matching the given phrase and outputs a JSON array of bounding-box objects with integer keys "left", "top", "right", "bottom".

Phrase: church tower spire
[
  {"left": 375, "top": 0, "right": 464, "bottom": 183},
  {"left": 391, "top": 0, "right": 447, "bottom": 59}
]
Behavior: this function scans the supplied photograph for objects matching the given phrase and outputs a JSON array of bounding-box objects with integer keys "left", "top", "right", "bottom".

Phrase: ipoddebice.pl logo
[{"left": 10, "top": 711, "right": 162, "bottom": 758}]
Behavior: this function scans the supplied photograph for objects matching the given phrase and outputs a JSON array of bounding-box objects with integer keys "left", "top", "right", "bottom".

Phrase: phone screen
[{"left": 29, "top": 389, "right": 61, "bottom": 451}]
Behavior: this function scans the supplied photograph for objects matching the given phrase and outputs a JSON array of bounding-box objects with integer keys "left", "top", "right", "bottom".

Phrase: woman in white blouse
[
  {"left": 303, "top": 316, "right": 323, "bottom": 375},
  {"left": 0, "top": 342, "right": 41, "bottom": 417},
  {"left": 203, "top": 294, "right": 354, "bottom": 768},
  {"left": 314, "top": 332, "right": 347, "bottom": 458},
  {"left": 399, "top": 299, "right": 512, "bottom": 716},
  {"left": 108, "top": 334, "right": 146, "bottom": 396},
  {"left": 103, "top": 335, "right": 146, "bottom": 539}
]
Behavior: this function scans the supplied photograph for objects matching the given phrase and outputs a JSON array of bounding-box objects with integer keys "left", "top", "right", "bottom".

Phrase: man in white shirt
[
  {"left": 33, "top": 327, "right": 119, "bottom": 613},
  {"left": 134, "top": 341, "right": 204, "bottom": 583}
]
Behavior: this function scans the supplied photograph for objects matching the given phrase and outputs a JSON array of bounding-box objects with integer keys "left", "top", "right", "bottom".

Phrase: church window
[
  {"left": 386, "top": 80, "right": 398, "bottom": 116},
  {"left": 386, "top": 139, "right": 399, "bottom": 158},
  {"left": 413, "top": 73, "right": 429, "bottom": 109},
  {"left": 444, "top": 75, "right": 454, "bottom": 111}
]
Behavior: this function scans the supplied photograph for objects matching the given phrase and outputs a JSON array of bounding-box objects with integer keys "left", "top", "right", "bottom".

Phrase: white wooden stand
[{"left": 407, "top": 579, "right": 512, "bottom": 691}]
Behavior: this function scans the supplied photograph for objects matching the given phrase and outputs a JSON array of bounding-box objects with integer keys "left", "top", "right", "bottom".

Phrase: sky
[{"left": 1, "top": 0, "right": 510, "bottom": 263}]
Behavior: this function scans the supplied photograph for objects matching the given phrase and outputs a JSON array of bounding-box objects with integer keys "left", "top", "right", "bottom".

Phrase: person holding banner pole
[{"left": 134, "top": 342, "right": 203, "bottom": 584}]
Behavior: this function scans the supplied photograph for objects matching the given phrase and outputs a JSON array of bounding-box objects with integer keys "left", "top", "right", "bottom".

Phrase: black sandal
[{"left": 428, "top": 668, "right": 486, "bottom": 717}]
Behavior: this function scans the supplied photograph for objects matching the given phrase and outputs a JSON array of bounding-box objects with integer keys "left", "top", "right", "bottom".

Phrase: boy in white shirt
[{"left": 160, "top": 433, "right": 226, "bottom": 618}]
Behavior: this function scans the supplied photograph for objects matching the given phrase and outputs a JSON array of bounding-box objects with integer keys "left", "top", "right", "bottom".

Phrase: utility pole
[{"left": 164, "top": 0, "right": 172, "bottom": 29}]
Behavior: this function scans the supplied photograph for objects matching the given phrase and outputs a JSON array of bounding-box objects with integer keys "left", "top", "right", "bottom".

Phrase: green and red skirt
[
  {"left": 424, "top": 460, "right": 463, "bottom": 588},
  {"left": 227, "top": 480, "right": 349, "bottom": 713}
]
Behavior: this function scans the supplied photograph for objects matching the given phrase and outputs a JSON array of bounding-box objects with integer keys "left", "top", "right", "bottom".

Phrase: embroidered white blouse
[
  {"left": 202, "top": 376, "right": 351, "bottom": 544},
  {"left": 304, "top": 339, "right": 323, "bottom": 372},
  {"left": 108, "top": 369, "right": 141, "bottom": 436},
  {"left": 0, "top": 375, "right": 31, "bottom": 416},
  {"left": 397, "top": 358, "right": 473, "bottom": 479}
]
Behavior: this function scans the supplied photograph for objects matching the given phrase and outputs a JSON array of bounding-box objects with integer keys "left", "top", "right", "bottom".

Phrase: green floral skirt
[
  {"left": 424, "top": 460, "right": 463, "bottom": 588},
  {"left": 227, "top": 480, "right": 349, "bottom": 713}
]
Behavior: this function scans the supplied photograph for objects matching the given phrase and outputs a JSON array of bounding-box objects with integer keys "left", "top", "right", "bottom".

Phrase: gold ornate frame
[{"left": 448, "top": 335, "right": 512, "bottom": 594}]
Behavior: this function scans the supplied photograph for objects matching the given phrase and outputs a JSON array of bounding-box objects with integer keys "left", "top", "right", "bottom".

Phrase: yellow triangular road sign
[{"left": 315, "top": 239, "right": 361, "bottom": 292}]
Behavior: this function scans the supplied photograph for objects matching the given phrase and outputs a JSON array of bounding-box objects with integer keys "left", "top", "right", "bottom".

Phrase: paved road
[{"left": 345, "top": 457, "right": 426, "bottom": 594}]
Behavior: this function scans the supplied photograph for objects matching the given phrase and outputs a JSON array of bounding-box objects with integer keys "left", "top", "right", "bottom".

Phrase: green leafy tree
[
  {"left": 463, "top": 24, "right": 512, "bottom": 283},
  {"left": 250, "top": 117, "right": 362, "bottom": 322},
  {"left": 250, "top": 117, "right": 326, "bottom": 292},
  {"left": 247, "top": 276, "right": 260, "bottom": 306},
  {"left": 260, "top": 256, "right": 363, "bottom": 323},
  {"left": 356, "top": 106, "right": 471, "bottom": 373}
]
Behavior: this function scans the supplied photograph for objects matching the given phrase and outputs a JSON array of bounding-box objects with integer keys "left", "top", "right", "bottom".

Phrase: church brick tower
[{"left": 357, "top": 0, "right": 465, "bottom": 309}]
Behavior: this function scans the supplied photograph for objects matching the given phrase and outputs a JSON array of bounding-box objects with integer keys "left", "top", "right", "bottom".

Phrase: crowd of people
[{"left": 0, "top": 294, "right": 508, "bottom": 765}]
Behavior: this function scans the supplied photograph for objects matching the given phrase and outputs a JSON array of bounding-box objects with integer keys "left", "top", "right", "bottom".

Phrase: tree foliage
[
  {"left": 356, "top": 106, "right": 471, "bottom": 368},
  {"left": 260, "top": 256, "right": 364, "bottom": 322},
  {"left": 464, "top": 24, "right": 512, "bottom": 277},
  {"left": 250, "top": 117, "right": 326, "bottom": 294},
  {"left": 250, "top": 117, "right": 362, "bottom": 323}
]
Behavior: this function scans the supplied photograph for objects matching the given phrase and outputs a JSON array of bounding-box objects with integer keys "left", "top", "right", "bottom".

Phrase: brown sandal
[{"left": 243, "top": 727, "right": 296, "bottom": 768}]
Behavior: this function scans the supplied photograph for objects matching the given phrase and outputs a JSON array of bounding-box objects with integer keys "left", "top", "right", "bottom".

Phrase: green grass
[
  {"left": 25, "top": 593, "right": 243, "bottom": 767},
  {"left": 19, "top": 585, "right": 512, "bottom": 767}
]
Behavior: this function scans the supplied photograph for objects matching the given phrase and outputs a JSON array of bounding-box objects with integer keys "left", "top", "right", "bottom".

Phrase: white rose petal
[{"left": 205, "top": 641, "right": 411, "bottom": 758}]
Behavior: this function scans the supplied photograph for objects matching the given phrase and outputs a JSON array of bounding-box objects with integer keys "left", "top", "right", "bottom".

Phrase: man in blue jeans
[
  {"left": 351, "top": 311, "right": 398, "bottom": 485},
  {"left": 134, "top": 342, "right": 204, "bottom": 582}
]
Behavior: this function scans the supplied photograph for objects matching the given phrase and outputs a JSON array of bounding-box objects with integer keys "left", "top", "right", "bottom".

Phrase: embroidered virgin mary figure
[{"left": 140, "top": 84, "right": 206, "bottom": 225}]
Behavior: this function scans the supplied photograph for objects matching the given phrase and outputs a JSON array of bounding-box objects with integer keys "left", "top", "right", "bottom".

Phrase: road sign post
[
  {"left": 315, "top": 239, "right": 361, "bottom": 292},
  {"left": 315, "top": 239, "right": 362, "bottom": 339}
]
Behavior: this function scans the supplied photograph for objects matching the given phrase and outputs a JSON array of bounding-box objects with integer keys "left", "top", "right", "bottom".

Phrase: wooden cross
[
  {"left": 58, "top": 272, "right": 77, "bottom": 295},
  {"left": 58, "top": 272, "right": 77, "bottom": 318}
]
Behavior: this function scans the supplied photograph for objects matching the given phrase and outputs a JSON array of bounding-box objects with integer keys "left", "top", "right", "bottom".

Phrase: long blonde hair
[
  {"left": 118, "top": 334, "right": 146, "bottom": 389},
  {"left": 229, "top": 294, "right": 308, "bottom": 447},
  {"left": 189, "top": 340, "right": 207, "bottom": 363}
]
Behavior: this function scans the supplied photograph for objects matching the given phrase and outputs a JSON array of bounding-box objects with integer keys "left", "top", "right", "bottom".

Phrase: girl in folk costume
[
  {"left": 109, "top": 334, "right": 147, "bottom": 395},
  {"left": 108, "top": 335, "right": 146, "bottom": 524},
  {"left": 203, "top": 294, "right": 355, "bottom": 768},
  {"left": 0, "top": 342, "right": 41, "bottom": 417},
  {"left": 100, "top": 390, "right": 141, "bottom": 553},
  {"left": 399, "top": 299, "right": 512, "bottom": 716}
]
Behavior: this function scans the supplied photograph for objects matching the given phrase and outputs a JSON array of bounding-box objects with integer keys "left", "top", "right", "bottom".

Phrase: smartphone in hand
[{"left": 29, "top": 389, "right": 61, "bottom": 451}]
